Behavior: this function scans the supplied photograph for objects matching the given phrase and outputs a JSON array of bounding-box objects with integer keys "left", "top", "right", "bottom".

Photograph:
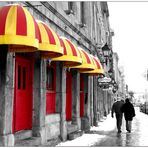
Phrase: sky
[{"left": 108, "top": 2, "right": 148, "bottom": 93}]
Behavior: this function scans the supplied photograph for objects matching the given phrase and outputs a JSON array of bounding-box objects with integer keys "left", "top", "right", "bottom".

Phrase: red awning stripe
[
  {"left": 66, "top": 39, "right": 77, "bottom": 56},
  {"left": 33, "top": 17, "right": 41, "bottom": 41},
  {"left": 51, "top": 37, "right": 82, "bottom": 67},
  {"left": 0, "top": 6, "right": 10, "bottom": 35},
  {"left": 93, "top": 57, "right": 101, "bottom": 69},
  {"left": 81, "top": 49, "right": 91, "bottom": 64},
  {"left": 16, "top": 6, "right": 27, "bottom": 35},
  {"left": 0, "top": 4, "right": 40, "bottom": 50},
  {"left": 60, "top": 38, "right": 67, "bottom": 55},
  {"left": 37, "top": 20, "right": 63, "bottom": 58},
  {"left": 42, "top": 23, "right": 56, "bottom": 45}
]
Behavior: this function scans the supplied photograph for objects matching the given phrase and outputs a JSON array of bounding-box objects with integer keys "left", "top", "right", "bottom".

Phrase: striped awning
[
  {"left": 37, "top": 20, "right": 63, "bottom": 59},
  {"left": 51, "top": 37, "right": 82, "bottom": 67},
  {"left": 0, "top": 4, "right": 40, "bottom": 52},
  {"left": 71, "top": 47, "right": 95, "bottom": 71},
  {"left": 81, "top": 55, "right": 105, "bottom": 76}
]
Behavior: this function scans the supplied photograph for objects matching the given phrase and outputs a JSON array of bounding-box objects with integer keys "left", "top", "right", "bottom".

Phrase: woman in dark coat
[{"left": 122, "top": 98, "right": 135, "bottom": 133}]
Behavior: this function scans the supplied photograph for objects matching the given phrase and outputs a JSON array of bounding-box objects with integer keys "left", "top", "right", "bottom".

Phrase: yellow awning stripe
[
  {"left": 23, "top": 7, "right": 35, "bottom": 38},
  {"left": 51, "top": 37, "right": 82, "bottom": 67},
  {"left": 80, "top": 55, "right": 105, "bottom": 76},
  {"left": 70, "top": 47, "right": 95, "bottom": 71},
  {"left": 37, "top": 20, "right": 63, "bottom": 58},
  {"left": 5, "top": 6, "right": 16, "bottom": 35},
  {"left": 0, "top": 4, "right": 40, "bottom": 52}
]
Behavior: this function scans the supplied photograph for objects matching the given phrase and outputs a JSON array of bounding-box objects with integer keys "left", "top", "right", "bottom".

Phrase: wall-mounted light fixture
[{"left": 102, "top": 43, "right": 111, "bottom": 57}]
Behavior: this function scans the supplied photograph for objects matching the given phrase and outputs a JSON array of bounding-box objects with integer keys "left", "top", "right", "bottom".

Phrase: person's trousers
[
  {"left": 126, "top": 120, "right": 132, "bottom": 131},
  {"left": 115, "top": 113, "right": 123, "bottom": 131}
]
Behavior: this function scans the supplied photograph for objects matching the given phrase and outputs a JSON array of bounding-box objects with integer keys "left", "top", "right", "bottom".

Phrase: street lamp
[
  {"left": 102, "top": 43, "right": 111, "bottom": 57},
  {"left": 108, "top": 68, "right": 113, "bottom": 77},
  {"left": 101, "top": 43, "right": 112, "bottom": 66}
]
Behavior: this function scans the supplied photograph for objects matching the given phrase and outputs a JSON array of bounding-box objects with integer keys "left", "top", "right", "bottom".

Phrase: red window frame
[{"left": 46, "top": 62, "right": 56, "bottom": 114}]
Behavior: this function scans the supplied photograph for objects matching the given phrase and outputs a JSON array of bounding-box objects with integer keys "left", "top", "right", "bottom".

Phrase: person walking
[
  {"left": 122, "top": 98, "right": 136, "bottom": 133},
  {"left": 111, "top": 97, "right": 124, "bottom": 133}
]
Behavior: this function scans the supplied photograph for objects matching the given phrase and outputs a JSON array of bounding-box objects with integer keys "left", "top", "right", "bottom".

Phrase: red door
[
  {"left": 66, "top": 71, "right": 72, "bottom": 121},
  {"left": 13, "top": 56, "right": 33, "bottom": 132},
  {"left": 80, "top": 74, "right": 84, "bottom": 117},
  {"left": 46, "top": 63, "right": 56, "bottom": 114}
]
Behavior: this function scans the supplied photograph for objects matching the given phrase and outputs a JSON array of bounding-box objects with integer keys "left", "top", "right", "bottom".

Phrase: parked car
[{"left": 140, "top": 102, "right": 148, "bottom": 114}]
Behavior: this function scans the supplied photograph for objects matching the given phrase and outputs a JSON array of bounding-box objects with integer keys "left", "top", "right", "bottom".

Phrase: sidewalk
[
  {"left": 56, "top": 107, "right": 148, "bottom": 147},
  {"left": 56, "top": 113, "right": 116, "bottom": 147}
]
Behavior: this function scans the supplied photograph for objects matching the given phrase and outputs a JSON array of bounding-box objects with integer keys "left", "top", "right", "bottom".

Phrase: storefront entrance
[
  {"left": 80, "top": 74, "right": 84, "bottom": 117},
  {"left": 13, "top": 55, "right": 33, "bottom": 132},
  {"left": 66, "top": 71, "right": 72, "bottom": 121}
]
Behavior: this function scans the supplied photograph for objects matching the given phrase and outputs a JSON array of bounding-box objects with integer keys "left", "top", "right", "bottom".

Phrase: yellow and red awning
[
  {"left": 37, "top": 20, "right": 63, "bottom": 58},
  {"left": 0, "top": 4, "right": 40, "bottom": 52},
  {"left": 51, "top": 37, "right": 82, "bottom": 66},
  {"left": 71, "top": 47, "right": 95, "bottom": 71},
  {"left": 81, "top": 55, "right": 105, "bottom": 76}
]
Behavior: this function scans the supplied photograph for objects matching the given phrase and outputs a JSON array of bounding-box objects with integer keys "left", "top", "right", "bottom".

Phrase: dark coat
[
  {"left": 122, "top": 102, "right": 135, "bottom": 121},
  {"left": 112, "top": 100, "right": 124, "bottom": 115}
]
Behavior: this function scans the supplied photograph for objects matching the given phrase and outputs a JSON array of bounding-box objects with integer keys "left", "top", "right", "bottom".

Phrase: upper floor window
[
  {"left": 65, "top": 2, "right": 74, "bottom": 15},
  {"left": 68, "top": 2, "right": 73, "bottom": 11},
  {"left": 80, "top": 2, "right": 86, "bottom": 27}
]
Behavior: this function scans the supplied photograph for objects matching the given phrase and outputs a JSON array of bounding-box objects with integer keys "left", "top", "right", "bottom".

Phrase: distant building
[{"left": 113, "top": 52, "right": 126, "bottom": 98}]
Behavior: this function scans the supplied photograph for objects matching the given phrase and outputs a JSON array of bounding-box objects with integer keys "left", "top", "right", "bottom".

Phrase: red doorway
[
  {"left": 80, "top": 74, "right": 84, "bottom": 117},
  {"left": 66, "top": 71, "right": 72, "bottom": 121},
  {"left": 13, "top": 55, "right": 33, "bottom": 132}
]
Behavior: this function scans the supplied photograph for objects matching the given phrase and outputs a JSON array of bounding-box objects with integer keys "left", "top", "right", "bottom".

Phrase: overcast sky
[{"left": 108, "top": 2, "right": 148, "bottom": 93}]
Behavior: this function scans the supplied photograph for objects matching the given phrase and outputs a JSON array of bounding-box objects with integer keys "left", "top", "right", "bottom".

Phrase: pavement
[
  {"left": 56, "top": 112, "right": 116, "bottom": 147},
  {"left": 56, "top": 107, "right": 148, "bottom": 147}
]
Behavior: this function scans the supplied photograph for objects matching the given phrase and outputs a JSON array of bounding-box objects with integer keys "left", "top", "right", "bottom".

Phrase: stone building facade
[
  {"left": 0, "top": 1, "right": 114, "bottom": 146},
  {"left": 113, "top": 52, "right": 126, "bottom": 98}
]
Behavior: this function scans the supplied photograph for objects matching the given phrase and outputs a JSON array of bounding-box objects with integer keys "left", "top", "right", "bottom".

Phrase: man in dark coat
[
  {"left": 122, "top": 98, "right": 136, "bottom": 133},
  {"left": 111, "top": 97, "right": 124, "bottom": 133}
]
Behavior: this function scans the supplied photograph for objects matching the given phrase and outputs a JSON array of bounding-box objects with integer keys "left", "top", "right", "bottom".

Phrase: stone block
[
  {"left": 32, "top": 126, "right": 46, "bottom": 145},
  {"left": 14, "top": 130, "right": 32, "bottom": 142},
  {"left": 60, "top": 120, "right": 67, "bottom": 141},
  {"left": 0, "top": 134, "right": 14, "bottom": 146},
  {"left": 15, "top": 137, "right": 41, "bottom": 146},
  {"left": 45, "top": 114, "right": 60, "bottom": 124},
  {"left": 67, "top": 124, "right": 78, "bottom": 134},
  {"left": 81, "top": 117, "right": 90, "bottom": 132},
  {"left": 45, "top": 122, "right": 60, "bottom": 140},
  {"left": 68, "top": 130, "right": 83, "bottom": 140}
]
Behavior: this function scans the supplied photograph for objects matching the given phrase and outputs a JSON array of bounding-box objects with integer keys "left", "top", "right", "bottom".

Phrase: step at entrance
[
  {"left": 15, "top": 137, "right": 41, "bottom": 146},
  {"left": 68, "top": 130, "right": 84, "bottom": 140}
]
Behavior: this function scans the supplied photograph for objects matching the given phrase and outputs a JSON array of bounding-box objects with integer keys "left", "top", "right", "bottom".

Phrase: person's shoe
[
  {"left": 118, "top": 130, "right": 122, "bottom": 133},
  {"left": 127, "top": 130, "right": 131, "bottom": 133}
]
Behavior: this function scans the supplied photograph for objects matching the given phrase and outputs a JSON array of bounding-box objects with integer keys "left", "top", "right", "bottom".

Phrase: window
[
  {"left": 68, "top": 2, "right": 73, "bottom": 11},
  {"left": 22, "top": 67, "right": 26, "bottom": 90},
  {"left": 18, "top": 65, "right": 21, "bottom": 90},
  {"left": 65, "top": 2, "right": 74, "bottom": 15},
  {"left": 46, "top": 66, "right": 54, "bottom": 90},
  {"left": 17, "top": 65, "right": 26, "bottom": 90},
  {"left": 80, "top": 2, "right": 86, "bottom": 27},
  {"left": 46, "top": 63, "right": 56, "bottom": 114},
  {"left": 80, "top": 74, "right": 84, "bottom": 91}
]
